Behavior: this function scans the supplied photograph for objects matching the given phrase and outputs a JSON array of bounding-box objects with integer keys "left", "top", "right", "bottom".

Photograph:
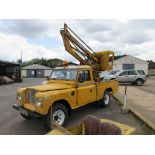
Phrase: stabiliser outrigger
[{"left": 60, "top": 23, "right": 115, "bottom": 81}]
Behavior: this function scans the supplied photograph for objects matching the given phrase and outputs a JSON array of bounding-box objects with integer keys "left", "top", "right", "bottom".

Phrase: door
[
  {"left": 36, "top": 69, "right": 44, "bottom": 77},
  {"left": 27, "top": 69, "right": 35, "bottom": 77},
  {"left": 128, "top": 70, "right": 138, "bottom": 82},
  {"left": 77, "top": 70, "right": 96, "bottom": 106},
  {"left": 118, "top": 71, "right": 130, "bottom": 83}
]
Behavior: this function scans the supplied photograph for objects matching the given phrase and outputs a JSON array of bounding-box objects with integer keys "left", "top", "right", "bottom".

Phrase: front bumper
[{"left": 12, "top": 104, "right": 42, "bottom": 118}]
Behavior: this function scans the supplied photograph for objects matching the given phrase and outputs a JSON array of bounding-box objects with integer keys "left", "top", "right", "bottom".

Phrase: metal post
[
  {"left": 121, "top": 85, "right": 129, "bottom": 113},
  {"left": 124, "top": 85, "right": 127, "bottom": 108}
]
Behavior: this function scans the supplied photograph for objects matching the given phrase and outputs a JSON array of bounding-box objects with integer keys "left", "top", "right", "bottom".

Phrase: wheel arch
[
  {"left": 52, "top": 99, "right": 72, "bottom": 115},
  {"left": 105, "top": 88, "right": 113, "bottom": 93},
  {"left": 136, "top": 78, "right": 144, "bottom": 82}
]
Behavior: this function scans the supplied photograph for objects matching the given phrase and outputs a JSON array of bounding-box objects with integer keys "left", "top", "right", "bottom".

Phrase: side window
[
  {"left": 138, "top": 70, "right": 145, "bottom": 75},
  {"left": 119, "top": 71, "right": 128, "bottom": 76},
  {"left": 129, "top": 70, "right": 137, "bottom": 75},
  {"left": 78, "top": 71, "right": 85, "bottom": 82},
  {"left": 85, "top": 70, "right": 91, "bottom": 81},
  {"left": 78, "top": 70, "right": 91, "bottom": 82}
]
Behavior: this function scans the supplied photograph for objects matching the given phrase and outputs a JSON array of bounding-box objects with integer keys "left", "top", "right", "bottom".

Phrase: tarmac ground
[{"left": 0, "top": 78, "right": 154, "bottom": 135}]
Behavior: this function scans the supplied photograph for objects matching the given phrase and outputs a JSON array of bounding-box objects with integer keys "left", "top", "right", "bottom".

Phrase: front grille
[{"left": 27, "top": 89, "right": 36, "bottom": 104}]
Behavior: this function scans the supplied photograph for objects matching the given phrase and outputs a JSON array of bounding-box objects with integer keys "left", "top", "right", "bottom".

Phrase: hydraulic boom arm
[{"left": 60, "top": 23, "right": 115, "bottom": 81}]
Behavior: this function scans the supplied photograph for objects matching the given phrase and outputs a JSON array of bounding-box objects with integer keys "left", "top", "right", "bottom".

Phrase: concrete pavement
[{"left": 113, "top": 85, "right": 155, "bottom": 130}]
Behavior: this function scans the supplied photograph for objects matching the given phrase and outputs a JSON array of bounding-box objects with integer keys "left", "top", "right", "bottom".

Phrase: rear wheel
[
  {"left": 99, "top": 91, "right": 111, "bottom": 107},
  {"left": 45, "top": 103, "right": 69, "bottom": 131},
  {"left": 136, "top": 79, "right": 144, "bottom": 86}
]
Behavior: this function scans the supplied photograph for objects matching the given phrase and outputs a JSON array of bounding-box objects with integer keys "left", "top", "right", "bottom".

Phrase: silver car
[{"left": 104, "top": 70, "right": 148, "bottom": 86}]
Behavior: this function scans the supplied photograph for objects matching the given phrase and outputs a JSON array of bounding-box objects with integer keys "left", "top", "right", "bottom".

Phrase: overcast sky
[{"left": 0, "top": 19, "right": 155, "bottom": 62}]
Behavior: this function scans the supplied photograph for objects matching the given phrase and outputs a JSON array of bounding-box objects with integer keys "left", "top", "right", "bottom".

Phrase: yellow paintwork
[
  {"left": 47, "top": 119, "right": 136, "bottom": 135},
  {"left": 16, "top": 66, "right": 118, "bottom": 116},
  {"left": 95, "top": 50, "right": 114, "bottom": 71},
  {"left": 24, "top": 103, "right": 35, "bottom": 111}
]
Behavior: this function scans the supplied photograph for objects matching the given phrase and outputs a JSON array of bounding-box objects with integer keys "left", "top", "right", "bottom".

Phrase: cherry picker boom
[{"left": 60, "top": 23, "right": 114, "bottom": 81}]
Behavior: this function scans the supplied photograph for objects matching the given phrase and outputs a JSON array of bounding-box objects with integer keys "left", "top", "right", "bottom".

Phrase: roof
[
  {"left": 0, "top": 60, "right": 20, "bottom": 66},
  {"left": 114, "top": 55, "right": 148, "bottom": 63},
  {"left": 54, "top": 65, "right": 91, "bottom": 69},
  {"left": 22, "top": 64, "right": 51, "bottom": 70},
  {"left": 114, "top": 55, "right": 127, "bottom": 60}
]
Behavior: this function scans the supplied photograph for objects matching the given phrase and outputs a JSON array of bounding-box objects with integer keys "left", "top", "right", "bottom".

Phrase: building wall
[
  {"left": 44, "top": 70, "right": 52, "bottom": 77},
  {"left": 22, "top": 70, "right": 26, "bottom": 77},
  {"left": 113, "top": 55, "right": 148, "bottom": 74},
  {"left": 22, "top": 69, "right": 52, "bottom": 77}
]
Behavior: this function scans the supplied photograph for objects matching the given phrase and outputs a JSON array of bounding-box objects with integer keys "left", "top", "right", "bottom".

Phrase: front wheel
[
  {"left": 98, "top": 91, "right": 111, "bottom": 107},
  {"left": 45, "top": 103, "right": 69, "bottom": 131},
  {"left": 136, "top": 79, "right": 144, "bottom": 86}
]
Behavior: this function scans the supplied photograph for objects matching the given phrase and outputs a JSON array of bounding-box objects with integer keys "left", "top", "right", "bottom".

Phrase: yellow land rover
[{"left": 13, "top": 65, "right": 118, "bottom": 130}]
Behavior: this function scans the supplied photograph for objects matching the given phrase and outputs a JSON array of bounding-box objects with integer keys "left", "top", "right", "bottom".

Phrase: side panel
[
  {"left": 96, "top": 80, "right": 118, "bottom": 101},
  {"left": 77, "top": 83, "right": 96, "bottom": 106}
]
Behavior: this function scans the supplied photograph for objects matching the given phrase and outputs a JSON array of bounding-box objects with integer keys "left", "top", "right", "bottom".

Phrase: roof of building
[
  {"left": 113, "top": 55, "right": 148, "bottom": 63},
  {"left": 114, "top": 55, "right": 127, "bottom": 60},
  {"left": 22, "top": 64, "right": 51, "bottom": 70},
  {"left": 0, "top": 60, "right": 20, "bottom": 66}
]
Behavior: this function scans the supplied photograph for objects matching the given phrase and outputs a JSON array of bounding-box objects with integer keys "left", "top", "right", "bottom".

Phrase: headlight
[
  {"left": 18, "top": 96, "right": 22, "bottom": 100},
  {"left": 36, "top": 98, "right": 42, "bottom": 107},
  {"left": 17, "top": 93, "right": 22, "bottom": 101}
]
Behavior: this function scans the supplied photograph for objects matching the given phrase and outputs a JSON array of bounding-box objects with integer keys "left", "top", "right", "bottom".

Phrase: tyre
[
  {"left": 99, "top": 90, "right": 111, "bottom": 107},
  {"left": 136, "top": 79, "right": 144, "bottom": 86},
  {"left": 20, "top": 113, "right": 32, "bottom": 120},
  {"left": 45, "top": 103, "right": 69, "bottom": 131}
]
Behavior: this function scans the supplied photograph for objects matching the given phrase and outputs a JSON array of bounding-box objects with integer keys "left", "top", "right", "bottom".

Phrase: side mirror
[{"left": 79, "top": 78, "right": 84, "bottom": 83}]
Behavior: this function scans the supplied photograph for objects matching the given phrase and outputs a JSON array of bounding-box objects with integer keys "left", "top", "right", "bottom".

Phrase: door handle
[{"left": 90, "top": 88, "right": 93, "bottom": 93}]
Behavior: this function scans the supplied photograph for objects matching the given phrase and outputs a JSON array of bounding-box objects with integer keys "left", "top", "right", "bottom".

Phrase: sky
[{"left": 0, "top": 19, "right": 155, "bottom": 63}]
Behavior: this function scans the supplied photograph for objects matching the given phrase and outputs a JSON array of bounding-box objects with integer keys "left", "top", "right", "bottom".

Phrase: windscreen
[
  {"left": 50, "top": 69, "right": 78, "bottom": 80},
  {"left": 108, "top": 71, "right": 118, "bottom": 75}
]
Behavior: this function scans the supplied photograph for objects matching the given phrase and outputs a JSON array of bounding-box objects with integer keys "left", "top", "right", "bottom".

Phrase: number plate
[{"left": 19, "top": 108, "right": 28, "bottom": 116}]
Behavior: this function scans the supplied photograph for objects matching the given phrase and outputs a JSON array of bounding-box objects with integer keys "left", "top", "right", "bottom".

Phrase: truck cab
[{"left": 13, "top": 65, "right": 118, "bottom": 130}]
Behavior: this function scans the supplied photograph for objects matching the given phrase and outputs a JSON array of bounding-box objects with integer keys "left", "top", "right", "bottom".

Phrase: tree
[
  {"left": 21, "top": 58, "right": 64, "bottom": 68},
  {"left": 16, "top": 59, "right": 22, "bottom": 64},
  {"left": 147, "top": 60, "right": 155, "bottom": 69}
]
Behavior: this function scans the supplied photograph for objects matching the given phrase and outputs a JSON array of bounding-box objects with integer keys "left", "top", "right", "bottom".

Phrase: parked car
[{"left": 103, "top": 70, "right": 148, "bottom": 86}]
